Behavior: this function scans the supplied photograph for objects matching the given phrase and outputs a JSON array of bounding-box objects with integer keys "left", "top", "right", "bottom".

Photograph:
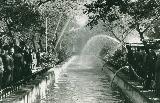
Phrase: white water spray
[
  {"left": 54, "top": 18, "right": 71, "bottom": 50},
  {"left": 53, "top": 13, "right": 63, "bottom": 38},
  {"left": 79, "top": 34, "right": 120, "bottom": 68},
  {"left": 81, "top": 35, "right": 120, "bottom": 56}
]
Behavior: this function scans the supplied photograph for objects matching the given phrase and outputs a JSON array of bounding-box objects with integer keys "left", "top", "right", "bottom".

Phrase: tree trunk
[
  {"left": 38, "top": 39, "right": 43, "bottom": 51},
  {"left": 136, "top": 28, "right": 149, "bottom": 53},
  {"left": 139, "top": 32, "right": 144, "bottom": 41},
  {"left": 32, "top": 35, "right": 36, "bottom": 51},
  {"left": 135, "top": 23, "right": 149, "bottom": 53},
  {"left": 52, "top": 34, "right": 58, "bottom": 51}
]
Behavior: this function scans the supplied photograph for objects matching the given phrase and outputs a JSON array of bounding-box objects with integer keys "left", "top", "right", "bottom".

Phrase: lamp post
[{"left": 45, "top": 17, "right": 48, "bottom": 53}]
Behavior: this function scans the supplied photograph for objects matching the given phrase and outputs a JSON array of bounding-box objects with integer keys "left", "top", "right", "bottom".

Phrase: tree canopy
[
  {"left": 84, "top": 0, "right": 160, "bottom": 41},
  {"left": 0, "top": 0, "right": 77, "bottom": 52},
  {"left": 0, "top": 0, "right": 44, "bottom": 36}
]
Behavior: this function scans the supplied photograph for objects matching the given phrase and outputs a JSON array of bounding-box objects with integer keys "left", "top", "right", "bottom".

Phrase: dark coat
[{"left": 13, "top": 53, "right": 23, "bottom": 80}]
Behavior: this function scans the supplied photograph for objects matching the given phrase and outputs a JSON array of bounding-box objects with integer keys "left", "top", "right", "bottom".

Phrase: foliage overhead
[
  {"left": 84, "top": 0, "right": 160, "bottom": 40},
  {"left": 0, "top": 0, "right": 77, "bottom": 52},
  {"left": 0, "top": 0, "right": 42, "bottom": 37}
]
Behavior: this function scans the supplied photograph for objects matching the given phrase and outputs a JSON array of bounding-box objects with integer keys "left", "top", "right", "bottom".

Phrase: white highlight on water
[{"left": 54, "top": 56, "right": 77, "bottom": 83}]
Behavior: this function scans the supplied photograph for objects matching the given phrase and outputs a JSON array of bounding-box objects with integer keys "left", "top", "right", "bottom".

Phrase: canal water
[{"left": 9, "top": 56, "right": 128, "bottom": 103}]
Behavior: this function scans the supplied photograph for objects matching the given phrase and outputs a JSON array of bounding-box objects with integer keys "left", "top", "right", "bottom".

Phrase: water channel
[{"left": 4, "top": 56, "right": 129, "bottom": 103}]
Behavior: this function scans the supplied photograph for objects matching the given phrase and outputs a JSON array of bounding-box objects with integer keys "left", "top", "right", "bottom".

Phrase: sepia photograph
[{"left": 0, "top": 0, "right": 160, "bottom": 103}]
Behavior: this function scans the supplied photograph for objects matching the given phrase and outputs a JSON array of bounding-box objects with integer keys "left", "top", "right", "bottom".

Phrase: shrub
[
  {"left": 109, "top": 49, "right": 127, "bottom": 69},
  {"left": 102, "top": 49, "right": 127, "bottom": 69}
]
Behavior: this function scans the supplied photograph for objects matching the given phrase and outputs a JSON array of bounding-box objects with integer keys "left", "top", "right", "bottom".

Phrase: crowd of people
[
  {"left": 0, "top": 43, "right": 42, "bottom": 90},
  {"left": 126, "top": 45, "right": 160, "bottom": 96}
]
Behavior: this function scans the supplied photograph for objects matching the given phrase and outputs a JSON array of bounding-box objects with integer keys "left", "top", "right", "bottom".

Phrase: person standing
[
  {"left": 31, "top": 49, "right": 37, "bottom": 70},
  {"left": 134, "top": 48, "right": 144, "bottom": 78},
  {"left": 155, "top": 50, "right": 160, "bottom": 96},
  {"left": 143, "top": 49, "right": 157, "bottom": 89},
  {"left": 149, "top": 49, "right": 157, "bottom": 80},
  {"left": 23, "top": 46, "right": 32, "bottom": 77},
  {"left": 0, "top": 47, "right": 4, "bottom": 90},
  {"left": 36, "top": 49, "right": 41, "bottom": 67},
  {"left": 13, "top": 46, "right": 23, "bottom": 81},
  {"left": 29, "top": 48, "right": 33, "bottom": 70},
  {"left": 2, "top": 45, "right": 13, "bottom": 86},
  {"left": 126, "top": 45, "right": 134, "bottom": 80},
  {"left": 8, "top": 47, "right": 14, "bottom": 83}
]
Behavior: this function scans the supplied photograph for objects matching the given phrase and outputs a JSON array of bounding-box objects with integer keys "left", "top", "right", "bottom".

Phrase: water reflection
[{"left": 13, "top": 56, "right": 128, "bottom": 103}]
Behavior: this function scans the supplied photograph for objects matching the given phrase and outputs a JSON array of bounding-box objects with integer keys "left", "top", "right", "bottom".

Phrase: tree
[
  {"left": 0, "top": 1, "right": 42, "bottom": 37},
  {"left": 38, "top": 0, "right": 77, "bottom": 52},
  {"left": 0, "top": 0, "right": 44, "bottom": 49},
  {"left": 145, "top": 19, "right": 160, "bottom": 39},
  {"left": 84, "top": 0, "right": 160, "bottom": 46},
  {"left": 0, "top": 0, "right": 79, "bottom": 53},
  {"left": 0, "top": 0, "right": 77, "bottom": 51}
]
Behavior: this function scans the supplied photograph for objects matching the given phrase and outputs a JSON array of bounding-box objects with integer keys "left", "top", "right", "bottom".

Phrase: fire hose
[{"left": 110, "top": 64, "right": 144, "bottom": 87}]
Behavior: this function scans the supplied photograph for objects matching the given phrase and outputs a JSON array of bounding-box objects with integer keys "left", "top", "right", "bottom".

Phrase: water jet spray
[
  {"left": 110, "top": 65, "right": 144, "bottom": 87},
  {"left": 54, "top": 18, "right": 71, "bottom": 51}
]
